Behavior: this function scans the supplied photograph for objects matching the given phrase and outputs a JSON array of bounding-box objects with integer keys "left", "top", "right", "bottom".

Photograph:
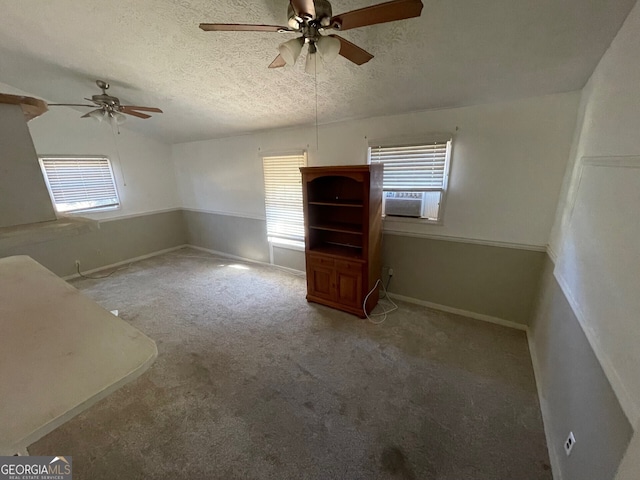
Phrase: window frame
[
  {"left": 367, "top": 135, "right": 453, "bottom": 225},
  {"left": 261, "top": 150, "right": 307, "bottom": 246},
  {"left": 38, "top": 155, "right": 121, "bottom": 214}
]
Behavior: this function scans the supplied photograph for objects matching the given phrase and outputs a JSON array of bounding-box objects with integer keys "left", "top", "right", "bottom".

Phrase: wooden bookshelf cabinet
[{"left": 300, "top": 165, "right": 383, "bottom": 317}]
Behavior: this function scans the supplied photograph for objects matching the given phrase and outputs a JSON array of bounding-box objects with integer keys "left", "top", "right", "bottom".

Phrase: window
[
  {"left": 262, "top": 152, "right": 307, "bottom": 243},
  {"left": 39, "top": 156, "right": 120, "bottom": 213},
  {"left": 368, "top": 139, "right": 452, "bottom": 222}
]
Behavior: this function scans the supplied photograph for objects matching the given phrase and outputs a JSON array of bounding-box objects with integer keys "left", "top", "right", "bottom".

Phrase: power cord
[
  {"left": 380, "top": 270, "right": 393, "bottom": 299},
  {"left": 362, "top": 278, "right": 398, "bottom": 325},
  {"left": 76, "top": 262, "right": 131, "bottom": 280}
]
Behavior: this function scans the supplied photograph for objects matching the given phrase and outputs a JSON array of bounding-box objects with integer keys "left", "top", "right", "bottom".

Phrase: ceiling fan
[
  {"left": 199, "top": 0, "right": 424, "bottom": 74},
  {"left": 49, "top": 80, "right": 163, "bottom": 125}
]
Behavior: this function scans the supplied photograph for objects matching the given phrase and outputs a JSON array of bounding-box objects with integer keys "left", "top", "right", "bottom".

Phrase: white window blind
[
  {"left": 39, "top": 156, "right": 120, "bottom": 213},
  {"left": 263, "top": 153, "right": 306, "bottom": 242},
  {"left": 369, "top": 141, "right": 451, "bottom": 191},
  {"left": 368, "top": 139, "right": 452, "bottom": 221}
]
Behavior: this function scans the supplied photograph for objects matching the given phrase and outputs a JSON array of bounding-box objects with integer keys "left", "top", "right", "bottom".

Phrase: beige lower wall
[
  {"left": 182, "top": 210, "right": 543, "bottom": 325},
  {"left": 382, "top": 233, "right": 546, "bottom": 325},
  {"left": 272, "top": 244, "right": 306, "bottom": 272},
  {"left": 183, "top": 210, "right": 269, "bottom": 263},
  {"left": 0, "top": 210, "right": 187, "bottom": 277},
  {"left": 530, "top": 254, "right": 632, "bottom": 480}
]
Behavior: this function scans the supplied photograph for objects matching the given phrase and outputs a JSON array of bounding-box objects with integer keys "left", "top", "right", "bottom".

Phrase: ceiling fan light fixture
[
  {"left": 88, "top": 109, "right": 106, "bottom": 122},
  {"left": 111, "top": 111, "right": 127, "bottom": 125},
  {"left": 316, "top": 35, "right": 341, "bottom": 63},
  {"left": 107, "top": 111, "right": 126, "bottom": 134},
  {"left": 305, "top": 51, "right": 324, "bottom": 75},
  {"left": 278, "top": 37, "right": 304, "bottom": 65}
]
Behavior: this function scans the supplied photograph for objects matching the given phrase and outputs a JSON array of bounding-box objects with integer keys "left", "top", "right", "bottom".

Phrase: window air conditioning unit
[{"left": 384, "top": 192, "right": 425, "bottom": 218}]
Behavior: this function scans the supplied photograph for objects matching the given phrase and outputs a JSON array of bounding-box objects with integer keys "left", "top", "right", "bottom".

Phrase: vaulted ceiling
[{"left": 0, "top": 0, "right": 636, "bottom": 143}]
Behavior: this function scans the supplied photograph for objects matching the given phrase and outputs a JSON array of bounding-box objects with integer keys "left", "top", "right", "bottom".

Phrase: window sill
[
  {"left": 61, "top": 205, "right": 121, "bottom": 215},
  {"left": 383, "top": 215, "right": 443, "bottom": 226},
  {"left": 268, "top": 237, "right": 305, "bottom": 252}
]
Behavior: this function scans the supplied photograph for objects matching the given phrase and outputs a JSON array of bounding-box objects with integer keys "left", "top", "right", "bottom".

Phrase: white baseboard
[
  {"left": 62, "top": 243, "right": 305, "bottom": 282},
  {"left": 387, "top": 292, "right": 528, "bottom": 331},
  {"left": 187, "top": 245, "right": 306, "bottom": 276},
  {"left": 62, "top": 245, "right": 189, "bottom": 281},
  {"left": 527, "top": 330, "right": 563, "bottom": 480}
]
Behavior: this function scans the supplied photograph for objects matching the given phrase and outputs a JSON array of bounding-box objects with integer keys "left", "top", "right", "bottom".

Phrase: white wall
[
  {"left": 173, "top": 92, "right": 580, "bottom": 247},
  {"left": 549, "top": 2, "right": 640, "bottom": 256},
  {"left": 543, "top": 2, "right": 640, "bottom": 477},
  {"left": 0, "top": 82, "right": 180, "bottom": 221}
]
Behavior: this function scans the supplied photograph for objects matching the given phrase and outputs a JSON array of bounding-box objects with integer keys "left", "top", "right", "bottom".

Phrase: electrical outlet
[
  {"left": 388, "top": 268, "right": 394, "bottom": 277},
  {"left": 564, "top": 432, "right": 576, "bottom": 456},
  {"left": 75, "top": 260, "right": 81, "bottom": 268}
]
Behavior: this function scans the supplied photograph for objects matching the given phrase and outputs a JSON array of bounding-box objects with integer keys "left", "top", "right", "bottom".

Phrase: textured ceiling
[{"left": 0, "top": 0, "right": 636, "bottom": 144}]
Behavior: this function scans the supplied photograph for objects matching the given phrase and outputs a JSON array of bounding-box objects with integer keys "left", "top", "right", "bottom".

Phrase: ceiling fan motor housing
[
  {"left": 314, "top": 0, "right": 333, "bottom": 22},
  {"left": 92, "top": 81, "right": 120, "bottom": 109},
  {"left": 288, "top": 0, "right": 332, "bottom": 28},
  {"left": 92, "top": 94, "right": 120, "bottom": 107}
]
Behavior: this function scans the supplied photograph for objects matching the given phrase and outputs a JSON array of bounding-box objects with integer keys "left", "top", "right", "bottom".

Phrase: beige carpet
[{"left": 30, "top": 247, "right": 551, "bottom": 479}]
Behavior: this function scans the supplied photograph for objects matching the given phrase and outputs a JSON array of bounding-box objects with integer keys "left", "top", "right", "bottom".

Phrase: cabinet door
[
  {"left": 308, "top": 264, "right": 335, "bottom": 301},
  {"left": 335, "top": 264, "right": 363, "bottom": 310}
]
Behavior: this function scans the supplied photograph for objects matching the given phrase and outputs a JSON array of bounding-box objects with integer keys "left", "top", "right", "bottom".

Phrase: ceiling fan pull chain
[{"left": 110, "top": 121, "right": 127, "bottom": 187}]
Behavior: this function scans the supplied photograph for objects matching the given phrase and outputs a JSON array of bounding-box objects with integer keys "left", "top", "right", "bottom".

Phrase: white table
[{"left": 0, "top": 256, "right": 157, "bottom": 455}]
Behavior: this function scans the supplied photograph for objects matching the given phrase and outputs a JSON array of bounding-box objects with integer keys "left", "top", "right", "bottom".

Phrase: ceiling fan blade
[
  {"left": 120, "top": 108, "right": 152, "bottom": 119},
  {"left": 199, "top": 23, "right": 292, "bottom": 32},
  {"left": 121, "top": 106, "right": 163, "bottom": 113},
  {"left": 331, "top": 35, "right": 374, "bottom": 65},
  {"left": 48, "top": 103, "right": 95, "bottom": 107},
  {"left": 331, "top": 0, "right": 423, "bottom": 31},
  {"left": 290, "top": 0, "right": 315, "bottom": 19},
  {"left": 268, "top": 54, "right": 287, "bottom": 69}
]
